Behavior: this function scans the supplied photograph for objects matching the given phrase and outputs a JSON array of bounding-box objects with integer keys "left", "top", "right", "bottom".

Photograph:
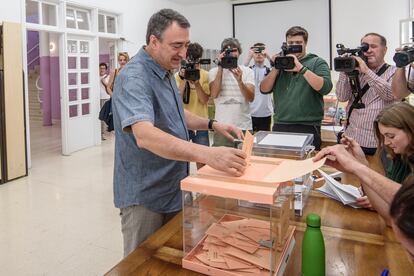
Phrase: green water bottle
[{"left": 302, "top": 213, "right": 325, "bottom": 276}]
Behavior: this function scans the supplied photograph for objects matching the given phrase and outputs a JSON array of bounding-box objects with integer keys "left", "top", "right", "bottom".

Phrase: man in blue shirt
[{"left": 112, "top": 9, "right": 247, "bottom": 256}]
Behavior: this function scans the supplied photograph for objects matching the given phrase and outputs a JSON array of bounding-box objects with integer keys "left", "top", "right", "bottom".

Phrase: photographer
[
  {"left": 244, "top": 43, "right": 274, "bottom": 132},
  {"left": 336, "top": 33, "right": 397, "bottom": 156},
  {"left": 175, "top": 43, "right": 210, "bottom": 163},
  {"left": 209, "top": 38, "right": 255, "bottom": 147},
  {"left": 260, "top": 26, "right": 332, "bottom": 150},
  {"left": 392, "top": 47, "right": 414, "bottom": 99}
]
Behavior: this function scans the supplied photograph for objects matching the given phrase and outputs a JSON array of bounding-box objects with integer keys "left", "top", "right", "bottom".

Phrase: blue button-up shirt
[{"left": 112, "top": 47, "right": 189, "bottom": 213}]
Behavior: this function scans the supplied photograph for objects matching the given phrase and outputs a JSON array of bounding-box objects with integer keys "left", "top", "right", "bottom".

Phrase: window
[
  {"left": 66, "top": 7, "right": 91, "bottom": 31},
  {"left": 98, "top": 13, "right": 118, "bottom": 34},
  {"left": 98, "top": 14, "right": 105, "bottom": 32},
  {"left": 66, "top": 9, "right": 76, "bottom": 29},
  {"left": 400, "top": 20, "right": 414, "bottom": 46},
  {"left": 26, "top": 0, "right": 57, "bottom": 26},
  {"left": 106, "top": 16, "right": 116, "bottom": 33},
  {"left": 76, "top": 10, "right": 89, "bottom": 30},
  {"left": 42, "top": 3, "right": 57, "bottom": 26},
  {"left": 26, "top": 0, "right": 39, "bottom": 24}
]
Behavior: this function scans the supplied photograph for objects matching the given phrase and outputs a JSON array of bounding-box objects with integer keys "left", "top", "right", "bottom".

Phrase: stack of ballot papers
[
  {"left": 193, "top": 218, "right": 275, "bottom": 274},
  {"left": 315, "top": 169, "right": 362, "bottom": 208}
]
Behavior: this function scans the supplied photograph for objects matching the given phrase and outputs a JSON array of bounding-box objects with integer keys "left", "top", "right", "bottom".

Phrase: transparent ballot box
[
  {"left": 181, "top": 156, "right": 296, "bottom": 276},
  {"left": 242, "top": 131, "right": 315, "bottom": 216}
]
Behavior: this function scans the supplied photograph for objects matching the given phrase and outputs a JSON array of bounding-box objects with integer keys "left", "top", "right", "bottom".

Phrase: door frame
[{"left": 60, "top": 33, "right": 100, "bottom": 155}]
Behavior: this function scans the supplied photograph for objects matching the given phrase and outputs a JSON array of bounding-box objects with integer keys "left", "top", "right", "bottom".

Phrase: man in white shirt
[
  {"left": 99, "top": 62, "right": 110, "bottom": 140},
  {"left": 209, "top": 38, "right": 255, "bottom": 147},
  {"left": 244, "top": 42, "right": 273, "bottom": 132}
]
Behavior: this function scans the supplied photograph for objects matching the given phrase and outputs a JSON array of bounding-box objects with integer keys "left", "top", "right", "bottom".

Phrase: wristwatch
[
  {"left": 208, "top": 119, "right": 217, "bottom": 130},
  {"left": 299, "top": 66, "right": 308, "bottom": 75}
]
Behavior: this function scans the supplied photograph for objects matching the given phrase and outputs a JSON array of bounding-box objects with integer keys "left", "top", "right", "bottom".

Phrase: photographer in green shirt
[{"left": 261, "top": 26, "right": 333, "bottom": 150}]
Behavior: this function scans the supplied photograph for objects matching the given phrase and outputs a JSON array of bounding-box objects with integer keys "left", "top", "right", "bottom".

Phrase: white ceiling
[
  {"left": 168, "top": 0, "right": 272, "bottom": 5},
  {"left": 168, "top": 0, "right": 226, "bottom": 4}
]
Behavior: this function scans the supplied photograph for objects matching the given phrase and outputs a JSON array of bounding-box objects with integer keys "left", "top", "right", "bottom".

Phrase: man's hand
[
  {"left": 340, "top": 134, "right": 368, "bottom": 166},
  {"left": 212, "top": 122, "right": 244, "bottom": 142},
  {"left": 313, "top": 144, "right": 365, "bottom": 174},
  {"left": 188, "top": 79, "right": 199, "bottom": 86},
  {"left": 205, "top": 147, "right": 247, "bottom": 176},
  {"left": 353, "top": 56, "right": 369, "bottom": 74},
  {"left": 179, "top": 68, "right": 186, "bottom": 79},
  {"left": 217, "top": 51, "right": 226, "bottom": 64},
  {"left": 247, "top": 48, "right": 255, "bottom": 59},
  {"left": 230, "top": 66, "right": 243, "bottom": 83},
  {"left": 263, "top": 49, "right": 271, "bottom": 60},
  {"left": 284, "top": 54, "right": 303, "bottom": 73}
]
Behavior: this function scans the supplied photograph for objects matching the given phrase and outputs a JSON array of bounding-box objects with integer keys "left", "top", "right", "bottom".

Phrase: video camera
[
  {"left": 181, "top": 57, "right": 211, "bottom": 81},
  {"left": 274, "top": 43, "right": 302, "bottom": 70},
  {"left": 393, "top": 45, "right": 414, "bottom": 68},
  {"left": 251, "top": 46, "right": 265, "bottom": 54},
  {"left": 334, "top": 43, "right": 369, "bottom": 72},
  {"left": 220, "top": 47, "right": 238, "bottom": 69}
]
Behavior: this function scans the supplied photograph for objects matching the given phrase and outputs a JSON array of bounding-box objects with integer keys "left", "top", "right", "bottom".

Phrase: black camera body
[
  {"left": 334, "top": 43, "right": 369, "bottom": 73},
  {"left": 274, "top": 43, "right": 303, "bottom": 70},
  {"left": 251, "top": 46, "right": 265, "bottom": 54},
  {"left": 181, "top": 58, "right": 211, "bottom": 81},
  {"left": 393, "top": 46, "right": 414, "bottom": 68},
  {"left": 221, "top": 48, "right": 238, "bottom": 69}
]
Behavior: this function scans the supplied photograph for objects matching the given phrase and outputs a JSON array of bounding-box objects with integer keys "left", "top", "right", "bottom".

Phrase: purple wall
[
  {"left": 99, "top": 54, "right": 110, "bottom": 67},
  {"left": 40, "top": 56, "right": 52, "bottom": 126},
  {"left": 27, "top": 31, "right": 40, "bottom": 71},
  {"left": 40, "top": 56, "right": 61, "bottom": 125},
  {"left": 50, "top": 57, "right": 61, "bottom": 120}
]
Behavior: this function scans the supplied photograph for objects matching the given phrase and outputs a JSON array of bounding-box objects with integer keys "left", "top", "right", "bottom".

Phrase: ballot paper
[
  {"left": 242, "top": 131, "right": 254, "bottom": 165},
  {"left": 316, "top": 169, "right": 362, "bottom": 208}
]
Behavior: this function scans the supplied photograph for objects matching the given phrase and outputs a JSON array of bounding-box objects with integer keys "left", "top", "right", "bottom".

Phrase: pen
[{"left": 381, "top": 268, "right": 389, "bottom": 276}]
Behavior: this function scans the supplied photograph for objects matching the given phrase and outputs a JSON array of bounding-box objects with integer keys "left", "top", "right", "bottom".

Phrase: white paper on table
[
  {"left": 258, "top": 133, "right": 307, "bottom": 147},
  {"left": 318, "top": 170, "right": 361, "bottom": 198},
  {"left": 321, "top": 125, "right": 344, "bottom": 132},
  {"left": 315, "top": 182, "right": 340, "bottom": 201},
  {"left": 316, "top": 183, "right": 361, "bottom": 208},
  {"left": 316, "top": 170, "right": 362, "bottom": 208}
]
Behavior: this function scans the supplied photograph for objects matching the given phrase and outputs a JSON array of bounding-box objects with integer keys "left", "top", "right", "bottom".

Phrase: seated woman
[
  {"left": 340, "top": 102, "right": 413, "bottom": 209},
  {"left": 314, "top": 144, "right": 414, "bottom": 259}
]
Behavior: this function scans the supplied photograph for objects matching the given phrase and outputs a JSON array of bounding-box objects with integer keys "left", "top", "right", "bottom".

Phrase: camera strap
[
  {"left": 183, "top": 81, "right": 191, "bottom": 104},
  {"left": 407, "top": 66, "right": 414, "bottom": 93},
  {"left": 346, "top": 63, "right": 389, "bottom": 127}
]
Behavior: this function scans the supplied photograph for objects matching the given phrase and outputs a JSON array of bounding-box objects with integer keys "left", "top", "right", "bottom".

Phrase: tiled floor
[{"left": 0, "top": 121, "right": 122, "bottom": 275}]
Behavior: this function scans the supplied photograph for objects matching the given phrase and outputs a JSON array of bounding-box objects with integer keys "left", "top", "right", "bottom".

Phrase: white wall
[
  {"left": 332, "top": 0, "right": 410, "bottom": 66},
  {"left": 234, "top": 0, "right": 331, "bottom": 65},
  {"left": 178, "top": 1, "right": 233, "bottom": 51},
  {"left": 176, "top": 0, "right": 411, "bottom": 74},
  {"left": 0, "top": 0, "right": 22, "bottom": 23}
]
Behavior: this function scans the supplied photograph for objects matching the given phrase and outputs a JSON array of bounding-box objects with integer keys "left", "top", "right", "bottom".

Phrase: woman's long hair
[{"left": 374, "top": 102, "right": 414, "bottom": 165}]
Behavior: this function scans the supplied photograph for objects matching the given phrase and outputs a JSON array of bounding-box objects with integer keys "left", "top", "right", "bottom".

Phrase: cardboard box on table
[
  {"left": 180, "top": 154, "right": 324, "bottom": 275},
  {"left": 241, "top": 131, "right": 316, "bottom": 216}
]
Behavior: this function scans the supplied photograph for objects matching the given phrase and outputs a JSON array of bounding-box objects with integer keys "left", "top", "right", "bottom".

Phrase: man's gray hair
[
  {"left": 146, "top": 9, "right": 190, "bottom": 44},
  {"left": 221, "top": 38, "right": 242, "bottom": 54}
]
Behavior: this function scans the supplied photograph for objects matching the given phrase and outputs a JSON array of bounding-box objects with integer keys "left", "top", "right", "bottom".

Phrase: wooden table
[{"left": 106, "top": 169, "right": 414, "bottom": 275}]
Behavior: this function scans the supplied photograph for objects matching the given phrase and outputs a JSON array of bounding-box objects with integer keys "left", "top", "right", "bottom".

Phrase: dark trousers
[
  {"left": 361, "top": 146, "right": 377, "bottom": 156},
  {"left": 337, "top": 131, "right": 377, "bottom": 156},
  {"left": 272, "top": 123, "right": 321, "bottom": 150},
  {"left": 252, "top": 116, "right": 272, "bottom": 132}
]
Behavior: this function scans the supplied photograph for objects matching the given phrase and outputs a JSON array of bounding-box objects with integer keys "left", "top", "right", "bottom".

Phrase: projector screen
[{"left": 233, "top": 0, "right": 331, "bottom": 67}]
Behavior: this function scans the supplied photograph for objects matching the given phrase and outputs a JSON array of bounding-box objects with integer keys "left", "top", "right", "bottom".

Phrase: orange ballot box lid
[{"left": 181, "top": 155, "right": 325, "bottom": 205}]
